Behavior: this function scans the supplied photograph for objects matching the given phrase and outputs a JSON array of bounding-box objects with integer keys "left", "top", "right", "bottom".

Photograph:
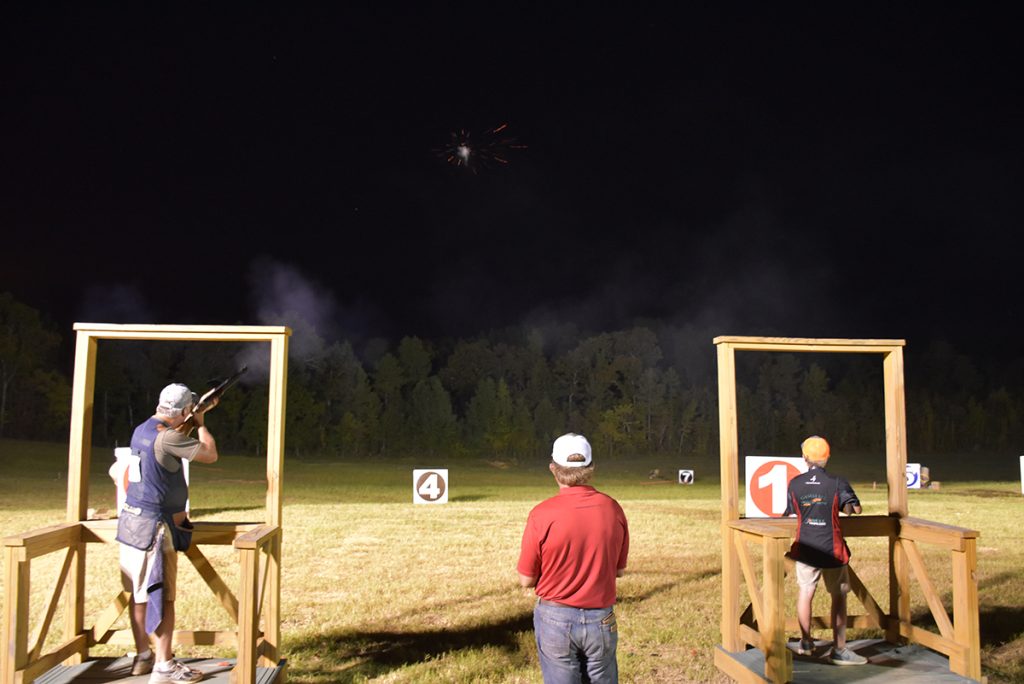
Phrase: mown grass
[{"left": 1, "top": 438, "right": 1022, "bottom": 683}]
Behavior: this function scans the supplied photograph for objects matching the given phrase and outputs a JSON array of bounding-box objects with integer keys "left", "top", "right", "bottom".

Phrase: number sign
[
  {"left": 678, "top": 469, "right": 695, "bottom": 485},
  {"left": 744, "top": 456, "right": 808, "bottom": 518},
  {"left": 413, "top": 469, "right": 449, "bottom": 504},
  {"left": 906, "top": 463, "right": 921, "bottom": 489}
]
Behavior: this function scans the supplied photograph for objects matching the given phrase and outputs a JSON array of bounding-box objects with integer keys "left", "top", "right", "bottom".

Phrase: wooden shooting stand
[
  {"left": 2, "top": 324, "right": 291, "bottom": 684},
  {"left": 712, "top": 337, "right": 983, "bottom": 684}
]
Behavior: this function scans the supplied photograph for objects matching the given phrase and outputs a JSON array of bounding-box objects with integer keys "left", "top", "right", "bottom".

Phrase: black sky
[{"left": 3, "top": 6, "right": 1022, "bottom": 363}]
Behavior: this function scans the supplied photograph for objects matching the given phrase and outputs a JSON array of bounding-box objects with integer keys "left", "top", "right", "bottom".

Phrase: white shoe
[{"left": 148, "top": 659, "right": 204, "bottom": 683}]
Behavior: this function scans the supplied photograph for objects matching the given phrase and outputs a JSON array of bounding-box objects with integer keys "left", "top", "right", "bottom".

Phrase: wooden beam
[
  {"left": 185, "top": 546, "right": 239, "bottom": 622},
  {"left": 66, "top": 332, "right": 97, "bottom": 523},
  {"left": 738, "top": 624, "right": 762, "bottom": 649},
  {"left": 262, "top": 533, "right": 282, "bottom": 666},
  {"left": 784, "top": 614, "right": 879, "bottom": 631},
  {"left": 27, "top": 548, "right": 74, "bottom": 660},
  {"left": 733, "top": 535, "right": 765, "bottom": 629},
  {"left": 899, "top": 622, "right": 969, "bottom": 664},
  {"left": 266, "top": 334, "right": 289, "bottom": 528},
  {"left": 951, "top": 539, "right": 981, "bottom": 680},
  {"left": 898, "top": 539, "right": 954, "bottom": 640},
  {"left": 89, "top": 592, "right": 130, "bottom": 646},
  {"left": 713, "top": 336, "right": 905, "bottom": 349},
  {"left": 883, "top": 347, "right": 908, "bottom": 517},
  {"left": 81, "top": 519, "right": 264, "bottom": 545},
  {"left": 20, "top": 634, "right": 88, "bottom": 684},
  {"left": 761, "top": 538, "right": 791, "bottom": 684},
  {"left": 900, "top": 517, "right": 978, "bottom": 552},
  {"left": 238, "top": 547, "right": 260, "bottom": 684},
  {"left": 2, "top": 547, "right": 29, "bottom": 684},
  {"left": 233, "top": 525, "right": 280, "bottom": 550},
  {"left": 846, "top": 565, "right": 888, "bottom": 630},
  {"left": 72, "top": 323, "right": 291, "bottom": 341},
  {"left": 3, "top": 523, "right": 79, "bottom": 560},
  {"left": 171, "top": 630, "right": 241, "bottom": 647},
  {"left": 717, "top": 342, "right": 741, "bottom": 652}
]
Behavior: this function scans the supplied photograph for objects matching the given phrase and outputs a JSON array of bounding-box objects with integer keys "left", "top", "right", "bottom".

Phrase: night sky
[{"left": 3, "top": 6, "right": 1022, "bottom": 364}]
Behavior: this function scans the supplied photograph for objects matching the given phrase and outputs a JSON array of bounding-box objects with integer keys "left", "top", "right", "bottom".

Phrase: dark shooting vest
[{"left": 116, "top": 417, "right": 193, "bottom": 552}]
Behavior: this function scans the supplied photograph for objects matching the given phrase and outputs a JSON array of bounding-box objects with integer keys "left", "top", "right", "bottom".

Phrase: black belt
[{"left": 538, "top": 598, "right": 609, "bottom": 610}]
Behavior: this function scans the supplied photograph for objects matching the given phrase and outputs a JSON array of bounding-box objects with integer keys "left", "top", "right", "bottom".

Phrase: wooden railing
[
  {"left": 721, "top": 515, "right": 981, "bottom": 683},
  {"left": 2, "top": 520, "right": 281, "bottom": 684}
]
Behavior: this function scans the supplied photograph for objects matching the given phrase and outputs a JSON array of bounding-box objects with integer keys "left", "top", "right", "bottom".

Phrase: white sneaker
[{"left": 149, "top": 659, "right": 204, "bottom": 683}]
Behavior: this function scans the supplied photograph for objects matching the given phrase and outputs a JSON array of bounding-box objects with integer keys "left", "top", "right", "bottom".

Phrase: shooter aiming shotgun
[{"left": 179, "top": 366, "right": 248, "bottom": 435}]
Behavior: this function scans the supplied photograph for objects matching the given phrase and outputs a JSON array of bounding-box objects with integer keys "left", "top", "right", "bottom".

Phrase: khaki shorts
[
  {"left": 120, "top": 522, "right": 176, "bottom": 603},
  {"left": 795, "top": 561, "right": 850, "bottom": 595}
]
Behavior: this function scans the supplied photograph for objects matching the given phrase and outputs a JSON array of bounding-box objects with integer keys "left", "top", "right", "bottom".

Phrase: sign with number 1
[
  {"left": 413, "top": 469, "right": 449, "bottom": 504},
  {"left": 744, "top": 456, "right": 809, "bottom": 518}
]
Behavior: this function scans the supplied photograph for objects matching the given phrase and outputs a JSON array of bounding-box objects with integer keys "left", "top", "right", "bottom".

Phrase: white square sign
[
  {"left": 744, "top": 456, "right": 808, "bottom": 518},
  {"left": 413, "top": 469, "right": 449, "bottom": 504},
  {"left": 906, "top": 463, "right": 922, "bottom": 489},
  {"left": 678, "top": 469, "right": 695, "bottom": 484}
]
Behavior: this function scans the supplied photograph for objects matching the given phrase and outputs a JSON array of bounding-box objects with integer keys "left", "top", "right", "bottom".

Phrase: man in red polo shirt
[{"left": 518, "top": 433, "right": 629, "bottom": 684}]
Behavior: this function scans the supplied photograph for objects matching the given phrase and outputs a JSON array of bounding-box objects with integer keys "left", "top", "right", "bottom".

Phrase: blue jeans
[{"left": 533, "top": 600, "right": 618, "bottom": 684}]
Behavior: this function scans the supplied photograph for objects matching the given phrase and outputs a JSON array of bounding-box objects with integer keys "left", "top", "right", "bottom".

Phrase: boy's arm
[{"left": 838, "top": 476, "right": 861, "bottom": 515}]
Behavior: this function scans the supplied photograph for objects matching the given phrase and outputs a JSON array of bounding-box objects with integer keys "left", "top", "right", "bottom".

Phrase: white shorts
[
  {"left": 120, "top": 522, "right": 177, "bottom": 603},
  {"left": 795, "top": 561, "right": 850, "bottom": 595}
]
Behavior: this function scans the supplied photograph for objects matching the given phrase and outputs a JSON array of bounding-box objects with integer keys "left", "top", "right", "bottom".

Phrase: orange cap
[{"left": 801, "top": 436, "right": 830, "bottom": 461}]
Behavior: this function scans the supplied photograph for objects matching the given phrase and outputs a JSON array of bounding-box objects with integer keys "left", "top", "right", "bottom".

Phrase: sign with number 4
[{"left": 413, "top": 469, "right": 449, "bottom": 504}]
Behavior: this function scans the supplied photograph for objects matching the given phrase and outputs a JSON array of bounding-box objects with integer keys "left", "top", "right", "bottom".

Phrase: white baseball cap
[
  {"left": 157, "top": 383, "right": 197, "bottom": 417},
  {"left": 551, "top": 433, "right": 593, "bottom": 467}
]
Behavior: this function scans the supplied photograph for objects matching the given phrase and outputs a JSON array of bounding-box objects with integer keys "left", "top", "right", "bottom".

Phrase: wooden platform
[
  {"left": 716, "top": 639, "right": 981, "bottom": 683},
  {"left": 33, "top": 657, "right": 285, "bottom": 684}
]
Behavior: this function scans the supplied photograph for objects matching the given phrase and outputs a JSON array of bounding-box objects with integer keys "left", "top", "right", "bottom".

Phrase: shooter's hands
[{"left": 191, "top": 394, "right": 219, "bottom": 427}]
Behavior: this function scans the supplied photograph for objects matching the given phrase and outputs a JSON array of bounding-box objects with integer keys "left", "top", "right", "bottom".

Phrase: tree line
[{"left": 2, "top": 292, "right": 1022, "bottom": 461}]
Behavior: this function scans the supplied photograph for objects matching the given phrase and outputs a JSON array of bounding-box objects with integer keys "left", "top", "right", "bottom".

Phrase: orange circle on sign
[{"left": 750, "top": 460, "right": 803, "bottom": 517}]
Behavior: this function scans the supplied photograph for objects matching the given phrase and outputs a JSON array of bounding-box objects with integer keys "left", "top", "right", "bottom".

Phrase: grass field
[{"left": 1, "top": 438, "right": 1022, "bottom": 683}]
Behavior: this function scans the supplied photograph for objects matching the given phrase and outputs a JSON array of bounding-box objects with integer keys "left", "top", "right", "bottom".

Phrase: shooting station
[
  {"left": 2, "top": 323, "right": 290, "bottom": 684},
  {"left": 713, "top": 337, "right": 983, "bottom": 684}
]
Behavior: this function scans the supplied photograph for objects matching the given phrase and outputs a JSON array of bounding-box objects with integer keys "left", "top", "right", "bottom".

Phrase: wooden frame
[
  {"left": 2, "top": 323, "right": 290, "bottom": 684},
  {"left": 713, "top": 336, "right": 981, "bottom": 683}
]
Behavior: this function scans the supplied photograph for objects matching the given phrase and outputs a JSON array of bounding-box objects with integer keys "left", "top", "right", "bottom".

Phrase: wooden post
[
  {"left": 883, "top": 347, "right": 908, "bottom": 517},
  {"left": 266, "top": 333, "right": 288, "bottom": 528},
  {"left": 951, "top": 538, "right": 981, "bottom": 680},
  {"left": 762, "top": 537, "right": 791, "bottom": 684},
  {"left": 236, "top": 546, "right": 259, "bottom": 684},
  {"left": 64, "top": 331, "right": 97, "bottom": 665},
  {"left": 717, "top": 341, "right": 741, "bottom": 651},
  {"left": 261, "top": 533, "right": 282, "bottom": 667},
  {"left": 2, "top": 548, "right": 29, "bottom": 684}
]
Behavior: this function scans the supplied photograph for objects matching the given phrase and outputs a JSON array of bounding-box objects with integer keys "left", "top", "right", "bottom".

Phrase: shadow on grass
[
  {"left": 449, "top": 494, "right": 491, "bottom": 502},
  {"left": 618, "top": 567, "right": 721, "bottom": 605},
  {"left": 189, "top": 507, "right": 264, "bottom": 517},
  {"left": 910, "top": 569, "right": 1024, "bottom": 648},
  {"left": 287, "top": 611, "right": 533, "bottom": 682}
]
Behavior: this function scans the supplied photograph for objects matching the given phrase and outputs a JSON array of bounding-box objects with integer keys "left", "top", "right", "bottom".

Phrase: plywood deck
[
  {"left": 718, "top": 639, "right": 981, "bottom": 683},
  {"left": 33, "top": 657, "right": 285, "bottom": 684}
]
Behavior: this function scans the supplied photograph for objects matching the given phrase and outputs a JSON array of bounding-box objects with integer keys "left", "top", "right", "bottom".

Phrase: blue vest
[{"left": 124, "top": 417, "right": 189, "bottom": 515}]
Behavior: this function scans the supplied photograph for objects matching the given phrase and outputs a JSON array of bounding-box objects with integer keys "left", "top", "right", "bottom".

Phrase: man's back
[{"left": 519, "top": 485, "right": 628, "bottom": 608}]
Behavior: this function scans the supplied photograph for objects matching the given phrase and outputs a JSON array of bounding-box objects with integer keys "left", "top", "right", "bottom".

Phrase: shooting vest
[{"left": 124, "top": 417, "right": 189, "bottom": 515}]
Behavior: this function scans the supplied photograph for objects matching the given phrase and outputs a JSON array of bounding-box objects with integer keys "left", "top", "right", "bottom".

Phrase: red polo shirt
[{"left": 518, "top": 485, "right": 629, "bottom": 608}]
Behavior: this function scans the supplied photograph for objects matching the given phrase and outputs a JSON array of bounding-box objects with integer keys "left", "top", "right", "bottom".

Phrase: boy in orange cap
[{"left": 784, "top": 436, "right": 867, "bottom": 665}]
